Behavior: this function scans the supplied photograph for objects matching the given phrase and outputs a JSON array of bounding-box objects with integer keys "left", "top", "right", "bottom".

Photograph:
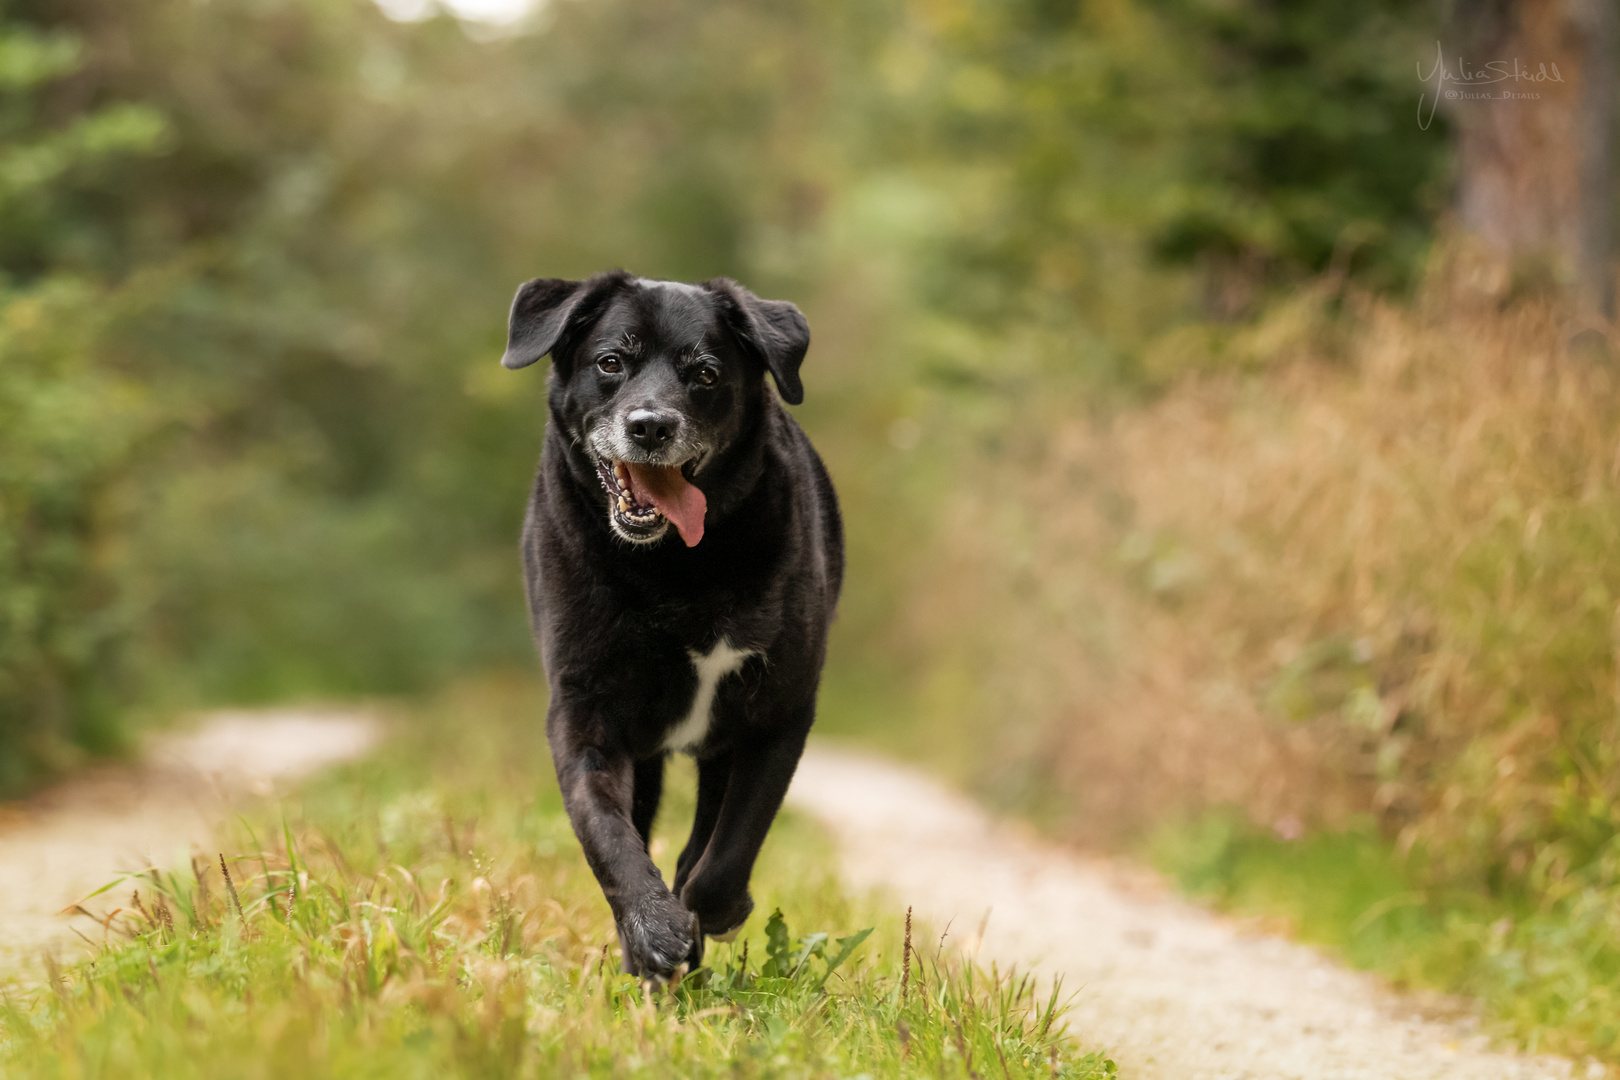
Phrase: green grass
[
  {"left": 0, "top": 677, "right": 1117, "bottom": 1079},
  {"left": 1151, "top": 812, "right": 1620, "bottom": 1061}
]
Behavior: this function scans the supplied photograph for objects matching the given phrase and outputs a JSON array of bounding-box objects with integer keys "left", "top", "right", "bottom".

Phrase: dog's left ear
[
  {"left": 705, "top": 278, "right": 810, "bottom": 405},
  {"left": 501, "top": 277, "right": 587, "bottom": 370}
]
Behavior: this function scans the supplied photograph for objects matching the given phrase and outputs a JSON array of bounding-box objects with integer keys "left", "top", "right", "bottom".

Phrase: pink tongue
[{"left": 625, "top": 463, "right": 707, "bottom": 547}]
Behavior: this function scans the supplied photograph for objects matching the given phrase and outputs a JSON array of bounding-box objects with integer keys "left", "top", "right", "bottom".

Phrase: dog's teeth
[{"left": 618, "top": 496, "right": 629, "bottom": 512}]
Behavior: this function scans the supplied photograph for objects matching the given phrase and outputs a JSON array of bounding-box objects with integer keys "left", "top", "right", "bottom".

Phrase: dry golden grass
[{"left": 920, "top": 244, "right": 1620, "bottom": 893}]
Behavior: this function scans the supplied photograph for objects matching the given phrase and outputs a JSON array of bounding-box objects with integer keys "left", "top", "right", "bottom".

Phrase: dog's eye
[
  {"left": 694, "top": 365, "right": 718, "bottom": 387},
  {"left": 597, "top": 355, "right": 622, "bottom": 375}
]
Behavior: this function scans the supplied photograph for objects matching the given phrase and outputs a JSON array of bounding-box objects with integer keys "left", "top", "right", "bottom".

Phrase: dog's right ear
[{"left": 501, "top": 278, "right": 587, "bottom": 370}]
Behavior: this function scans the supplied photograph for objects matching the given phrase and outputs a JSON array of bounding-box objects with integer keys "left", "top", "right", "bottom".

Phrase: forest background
[{"left": 5, "top": 0, "right": 1620, "bottom": 1057}]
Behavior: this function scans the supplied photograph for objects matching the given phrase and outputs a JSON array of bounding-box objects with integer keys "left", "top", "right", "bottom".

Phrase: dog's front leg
[
  {"left": 548, "top": 714, "right": 696, "bottom": 978},
  {"left": 678, "top": 723, "right": 809, "bottom": 940}
]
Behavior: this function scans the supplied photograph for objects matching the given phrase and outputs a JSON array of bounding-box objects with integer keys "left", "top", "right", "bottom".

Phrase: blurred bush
[
  {"left": 0, "top": 22, "right": 168, "bottom": 786},
  {"left": 891, "top": 265, "right": 1620, "bottom": 925},
  {"left": 911, "top": 273, "right": 1620, "bottom": 1055}
]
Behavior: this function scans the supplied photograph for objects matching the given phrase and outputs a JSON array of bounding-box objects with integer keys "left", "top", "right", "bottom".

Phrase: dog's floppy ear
[
  {"left": 704, "top": 278, "right": 810, "bottom": 405},
  {"left": 501, "top": 277, "right": 588, "bottom": 370}
]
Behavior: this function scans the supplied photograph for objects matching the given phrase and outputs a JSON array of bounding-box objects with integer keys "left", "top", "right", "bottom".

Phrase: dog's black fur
[{"left": 502, "top": 270, "right": 843, "bottom": 977}]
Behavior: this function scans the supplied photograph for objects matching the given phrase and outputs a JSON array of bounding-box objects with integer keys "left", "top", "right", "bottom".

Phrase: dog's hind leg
[
  {"left": 673, "top": 751, "right": 731, "bottom": 896},
  {"left": 630, "top": 753, "right": 665, "bottom": 853},
  {"left": 678, "top": 722, "right": 810, "bottom": 940}
]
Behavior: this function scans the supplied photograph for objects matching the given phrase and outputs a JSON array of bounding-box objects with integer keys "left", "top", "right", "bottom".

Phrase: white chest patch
[{"left": 663, "top": 638, "right": 754, "bottom": 751}]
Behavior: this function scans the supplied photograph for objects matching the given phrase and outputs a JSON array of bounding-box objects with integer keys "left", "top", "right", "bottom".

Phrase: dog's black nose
[{"left": 625, "top": 409, "right": 679, "bottom": 452}]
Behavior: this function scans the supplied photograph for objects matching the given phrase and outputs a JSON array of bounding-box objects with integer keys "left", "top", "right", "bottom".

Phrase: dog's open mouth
[{"left": 596, "top": 458, "right": 707, "bottom": 547}]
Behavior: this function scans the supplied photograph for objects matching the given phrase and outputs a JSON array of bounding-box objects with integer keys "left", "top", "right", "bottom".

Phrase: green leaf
[
  {"left": 810, "top": 927, "right": 873, "bottom": 992},
  {"left": 762, "top": 908, "right": 792, "bottom": 977},
  {"left": 72, "top": 872, "right": 144, "bottom": 903}
]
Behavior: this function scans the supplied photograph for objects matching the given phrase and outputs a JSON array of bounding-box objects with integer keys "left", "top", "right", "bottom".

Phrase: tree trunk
[{"left": 1448, "top": 0, "right": 1615, "bottom": 316}]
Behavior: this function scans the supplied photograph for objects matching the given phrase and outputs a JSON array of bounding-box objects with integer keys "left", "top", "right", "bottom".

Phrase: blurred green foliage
[
  {"left": 0, "top": 0, "right": 1445, "bottom": 789},
  {"left": 0, "top": 20, "right": 168, "bottom": 785},
  {"left": 858, "top": 0, "right": 1447, "bottom": 347}
]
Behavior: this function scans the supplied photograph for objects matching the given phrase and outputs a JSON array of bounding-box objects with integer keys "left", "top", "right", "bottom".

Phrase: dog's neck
[{"left": 685, "top": 395, "right": 774, "bottom": 523}]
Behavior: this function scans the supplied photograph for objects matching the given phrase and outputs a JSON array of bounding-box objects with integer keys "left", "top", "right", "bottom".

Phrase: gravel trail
[
  {"left": 0, "top": 710, "right": 377, "bottom": 965},
  {"left": 787, "top": 745, "right": 1589, "bottom": 1080}
]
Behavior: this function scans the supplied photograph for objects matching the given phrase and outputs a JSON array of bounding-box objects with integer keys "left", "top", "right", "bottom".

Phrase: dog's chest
[{"left": 663, "top": 637, "right": 754, "bottom": 751}]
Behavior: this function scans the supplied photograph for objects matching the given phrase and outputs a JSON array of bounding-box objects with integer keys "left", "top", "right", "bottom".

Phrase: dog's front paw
[
  {"left": 682, "top": 880, "right": 754, "bottom": 942},
  {"left": 618, "top": 892, "right": 698, "bottom": 979}
]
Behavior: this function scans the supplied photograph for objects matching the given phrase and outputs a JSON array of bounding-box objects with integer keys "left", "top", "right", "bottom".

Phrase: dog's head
[{"left": 501, "top": 271, "right": 809, "bottom": 548}]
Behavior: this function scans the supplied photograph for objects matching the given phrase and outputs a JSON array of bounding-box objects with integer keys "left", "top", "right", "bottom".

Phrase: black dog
[{"left": 501, "top": 270, "right": 843, "bottom": 978}]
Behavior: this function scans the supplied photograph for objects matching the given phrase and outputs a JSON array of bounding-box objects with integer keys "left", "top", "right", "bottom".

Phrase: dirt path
[
  {"left": 787, "top": 745, "right": 1589, "bottom": 1080},
  {"left": 0, "top": 710, "right": 377, "bottom": 966}
]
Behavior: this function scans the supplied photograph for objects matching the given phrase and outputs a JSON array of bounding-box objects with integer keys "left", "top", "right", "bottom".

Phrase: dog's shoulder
[{"left": 760, "top": 402, "right": 843, "bottom": 604}]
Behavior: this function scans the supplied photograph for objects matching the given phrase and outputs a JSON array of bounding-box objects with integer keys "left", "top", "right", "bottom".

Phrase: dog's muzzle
[
  {"left": 589, "top": 416, "right": 710, "bottom": 547},
  {"left": 592, "top": 453, "right": 708, "bottom": 547}
]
